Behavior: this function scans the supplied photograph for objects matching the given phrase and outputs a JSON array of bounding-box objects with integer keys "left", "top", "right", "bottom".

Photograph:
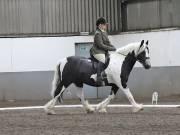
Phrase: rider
[{"left": 90, "top": 17, "right": 116, "bottom": 85}]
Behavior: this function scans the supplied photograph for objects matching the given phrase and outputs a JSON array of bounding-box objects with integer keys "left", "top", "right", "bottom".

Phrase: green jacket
[{"left": 90, "top": 29, "right": 116, "bottom": 55}]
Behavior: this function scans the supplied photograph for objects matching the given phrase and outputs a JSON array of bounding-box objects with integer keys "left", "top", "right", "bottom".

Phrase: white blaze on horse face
[
  {"left": 136, "top": 43, "right": 146, "bottom": 56},
  {"left": 145, "top": 47, "right": 149, "bottom": 58},
  {"left": 145, "top": 46, "right": 151, "bottom": 67}
]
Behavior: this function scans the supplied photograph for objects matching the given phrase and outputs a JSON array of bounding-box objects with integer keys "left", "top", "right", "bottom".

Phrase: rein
[{"left": 117, "top": 52, "right": 127, "bottom": 57}]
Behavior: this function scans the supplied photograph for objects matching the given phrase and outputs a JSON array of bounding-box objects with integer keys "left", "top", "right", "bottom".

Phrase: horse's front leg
[
  {"left": 96, "top": 93, "right": 114, "bottom": 113},
  {"left": 121, "top": 87, "right": 143, "bottom": 112},
  {"left": 96, "top": 84, "right": 119, "bottom": 113}
]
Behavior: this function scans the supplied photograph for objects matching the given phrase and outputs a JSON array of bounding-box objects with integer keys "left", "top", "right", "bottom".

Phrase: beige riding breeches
[{"left": 93, "top": 54, "right": 106, "bottom": 64}]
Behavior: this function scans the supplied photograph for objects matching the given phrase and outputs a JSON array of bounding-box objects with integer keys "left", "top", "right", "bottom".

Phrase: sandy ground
[
  {"left": 0, "top": 106, "right": 180, "bottom": 135},
  {"left": 0, "top": 98, "right": 180, "bottom": 135}
]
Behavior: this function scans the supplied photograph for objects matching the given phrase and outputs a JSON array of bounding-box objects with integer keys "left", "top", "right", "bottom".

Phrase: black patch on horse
[
  {"left": 120, "top": 51, "right": 137, "bottom": 88},
  {"left": 62, "top": 56, "right": 110, "bottom": 88}
]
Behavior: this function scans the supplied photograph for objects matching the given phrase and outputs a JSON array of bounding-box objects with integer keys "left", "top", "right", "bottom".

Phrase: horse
[{"left": 44, "top": 40, "right": 151, "bottom": 114}]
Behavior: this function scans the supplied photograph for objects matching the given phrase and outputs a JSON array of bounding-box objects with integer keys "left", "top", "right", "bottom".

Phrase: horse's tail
[{"left": 51, "top": 60, "right": 62, "bottom": 98}]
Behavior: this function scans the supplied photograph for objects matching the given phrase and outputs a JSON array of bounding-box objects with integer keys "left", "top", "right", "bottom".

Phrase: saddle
[
  {"left": 89, "top": 53, "right": 110, "bottom": 71},
  {"left": 89, "top": 53, "right": 110, "bottom": 84}
]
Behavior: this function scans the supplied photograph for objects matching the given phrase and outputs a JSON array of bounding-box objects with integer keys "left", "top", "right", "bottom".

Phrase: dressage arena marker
[{"left": 0, "top": 104, "right": 179, "bottom": 111}]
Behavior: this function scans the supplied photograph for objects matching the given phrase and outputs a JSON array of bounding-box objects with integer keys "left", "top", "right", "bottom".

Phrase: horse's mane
[{"left": 116, "top": 42, "right": 141, "bottom": 56}]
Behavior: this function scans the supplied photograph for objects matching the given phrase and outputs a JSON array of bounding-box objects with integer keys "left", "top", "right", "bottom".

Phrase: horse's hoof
[
  {"left": 47, "top": 110, "right": 56, "bottom": 115},
  {"left": 86, "top": 110, "right": 94, "bottom": 114},
  {"left": 85, "top": 108, "right": 95, "bottom": 114},
  {"left": 44, "top": 108, "right": 56, "bottom": 115},
  {"left": 98, "top": 108, "right": 107, "bottom": 113},
  {"left": 132, "top": 104, "right": 143, "bottom": 113},
  {"left": 96, "top": 104, "right": 104, "bottom": 111}
]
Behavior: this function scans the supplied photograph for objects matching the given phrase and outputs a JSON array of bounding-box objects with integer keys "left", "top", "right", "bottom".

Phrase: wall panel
[
  {"left": 127, "top": 0, "right": 180, "bottom": 31},
  {"left": 0, "top": 0, "right": 121, "bottom": 36}
]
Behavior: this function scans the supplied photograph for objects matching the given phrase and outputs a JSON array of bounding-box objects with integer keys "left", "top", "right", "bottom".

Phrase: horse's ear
[
  {"left": 146, "top": 40, "right": 149, "bottom": 45},
  {"left": 140, "top": 40, "right": 144, "bottom": 48},
  {"left": 137, "top": 40, "right": 145, "bottom": 55}
]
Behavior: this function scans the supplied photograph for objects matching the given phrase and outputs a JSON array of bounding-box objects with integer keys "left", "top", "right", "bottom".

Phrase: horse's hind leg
[
  {"left": 44, "top": 84, "right": 66, "bottom": 115},
  {"left": 44, "top": 61, "right": 65, "bottom": 115},
  {"left": 75, "top": 85, "right": 95, "bottom": 113},
  {"left": 96, "top": 84, "right": 118, "bottom": 113},
  {"left": 54, "top": 82, "right": 64, "bottom": 103}
]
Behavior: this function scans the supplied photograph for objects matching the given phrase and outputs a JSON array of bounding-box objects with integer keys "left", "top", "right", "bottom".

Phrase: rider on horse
[{"left": 90, "top": 17, "right": 116, "bottom": 85}]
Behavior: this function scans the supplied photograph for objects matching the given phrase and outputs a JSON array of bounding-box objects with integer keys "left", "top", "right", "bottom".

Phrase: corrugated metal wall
[
  {"left": 1, "top": 0, "right": 180, "bottom": 36},
  {"left": 0, "top": 0, "right": 121, "bottom": 36},
  {"left": 0, "top": 0, "right": 41, "bottom": 35},
  {"left": 127, "top": 0, "right": 180, "bottom": 30}
]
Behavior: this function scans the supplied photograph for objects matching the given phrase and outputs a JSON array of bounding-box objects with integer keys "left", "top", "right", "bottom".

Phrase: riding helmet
[{"left": 96, "top": 17, "right": 108, "bottom": 27}]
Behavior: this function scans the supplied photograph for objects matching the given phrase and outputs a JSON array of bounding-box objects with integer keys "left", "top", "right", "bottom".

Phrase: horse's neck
[
  {"left": 117, "top": 47, "right": 132, "bottom": 56},
  {"left": 122, "top": 52, "right": 137, "bottom": 74},
  {"left": 116, "top": 43, "right": 139, "bottom": 56},
  {"left": 110, "top": 51, "right": 137, "bottom": 77}
]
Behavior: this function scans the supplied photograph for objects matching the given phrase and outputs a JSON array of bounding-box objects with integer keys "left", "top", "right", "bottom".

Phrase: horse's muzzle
[
  {"left": 144, "top": 59, "right": 151, "bottom": 69},
  {"left": 144, "top": 64, "right": 151, "bottom": 69}
]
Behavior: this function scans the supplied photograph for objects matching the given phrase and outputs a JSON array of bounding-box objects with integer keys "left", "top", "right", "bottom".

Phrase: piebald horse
[{"left": 44, "top": 40, "right": 151, "bottom": 114}]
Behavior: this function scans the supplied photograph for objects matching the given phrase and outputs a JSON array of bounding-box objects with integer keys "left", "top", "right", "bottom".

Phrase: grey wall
[
  {"left": 0, "top": 0, "right": 121, "bottom": 36},
  {"left": 1, "top": 66, "right": 180, "bottom": 101},
  {"left": 0, "top": 28, "right": 180, "bottom": 101},
  {"left": 127, "top": 0, "right": 180, "bottom": 30},
  {"left": 128, "top": 66, "right": 180, "bottom": 99},
  {"left": 0, "top": 71, "right": 53, "bottom": 101},
  {"left": 0, "top": 29, "right": 180, "bottom": 101}
]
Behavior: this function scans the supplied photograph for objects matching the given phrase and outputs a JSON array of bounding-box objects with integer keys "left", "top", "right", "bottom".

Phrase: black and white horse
[{"left": 44, "top": 40, "right": 151, "bottom": 114}]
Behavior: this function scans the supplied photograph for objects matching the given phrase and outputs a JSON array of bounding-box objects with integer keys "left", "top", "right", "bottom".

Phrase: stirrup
[
  {"left": 101, "top": 71, "right": 107, "bottom": 79},
  {"left": 96, "top": 76, "right": 104, "bottom": 86}
]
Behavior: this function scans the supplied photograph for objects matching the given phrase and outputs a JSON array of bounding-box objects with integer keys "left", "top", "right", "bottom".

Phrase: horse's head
[
  {"left": 136, "top": 40, "right": 151, "bottom": 69},
  {"left": 116, "top": 40, "right": 151, "bottom": 69}
]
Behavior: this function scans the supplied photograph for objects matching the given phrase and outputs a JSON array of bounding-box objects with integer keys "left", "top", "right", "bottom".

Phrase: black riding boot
[{"left": 96, "top": 62, "right": 104, "bottom": 86}]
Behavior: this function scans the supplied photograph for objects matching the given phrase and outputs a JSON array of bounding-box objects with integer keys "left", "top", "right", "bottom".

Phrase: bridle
[
  {"left": 118, "top": 52, "right": 127, "bottom": 57},
  {"left": 137, "top": 56, "right": 150, "bottom": 63}
]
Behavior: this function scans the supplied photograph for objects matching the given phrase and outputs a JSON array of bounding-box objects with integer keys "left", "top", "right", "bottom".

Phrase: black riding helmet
[{"left": 96, "top": 17, "right": 108, "bottom": 27}]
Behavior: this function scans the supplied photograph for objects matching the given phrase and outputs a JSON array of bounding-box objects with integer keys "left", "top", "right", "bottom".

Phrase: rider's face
[{"left": 99, "top": 24, "right": 108, "bottom": 31}]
